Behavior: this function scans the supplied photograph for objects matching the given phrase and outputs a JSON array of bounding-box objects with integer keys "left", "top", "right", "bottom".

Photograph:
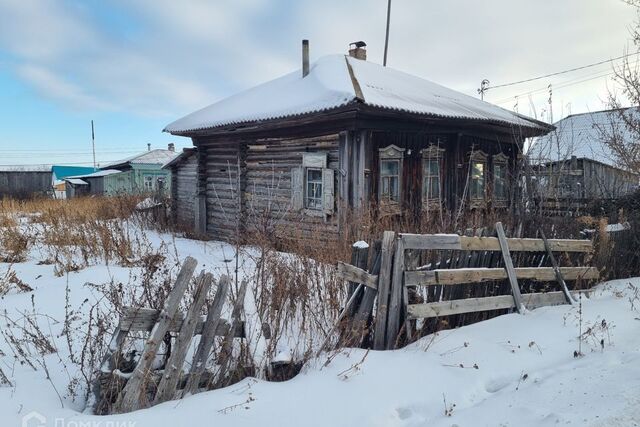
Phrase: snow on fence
[{"left": 335, "top": 222, "right": 598, "bottom": 351}]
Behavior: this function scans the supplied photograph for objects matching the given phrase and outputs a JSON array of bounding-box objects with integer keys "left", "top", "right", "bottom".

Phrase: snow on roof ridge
[{"left": 165, "top": 54, "right": 548, "bottom": 134}]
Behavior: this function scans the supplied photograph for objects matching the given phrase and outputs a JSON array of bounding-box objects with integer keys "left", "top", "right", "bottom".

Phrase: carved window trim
[
  {"left": 421, "top": 145, "right": 445, "bottom": 210},
  {"left": 469, "top": 150, "right": 488, "bottom": 208},
  {"left": 492, "top": 153, "right": 509, "bottom": 207},
  {"left": 378, "top": 145, "right": 405, "bottom": 209}
]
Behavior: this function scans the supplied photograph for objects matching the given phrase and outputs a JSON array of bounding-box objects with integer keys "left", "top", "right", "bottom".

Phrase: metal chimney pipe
[
  {"left": 302, "top": 39, "right": 309, "bottom": 77},
  {"left": 147, "top": 143, "right": 151, "bottom": 151}
]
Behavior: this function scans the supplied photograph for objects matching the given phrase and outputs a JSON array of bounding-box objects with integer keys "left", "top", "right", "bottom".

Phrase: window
[
  {"left": 378, "top": 145, "right": 405, "bottom": 206},
  {"left": 143, "top": 175, "right": 154, "bottom": 192},
  {"left": 380, "top": 159, "right": 400, "bottom": 202},
  {"left": 493, "top": 163, "right": 507, "bottom": 199},
  {"left": 421, "top": 145, "right": 445, "bottom": 208},
  {"left": 291, "top": 152, "right": 335, "bottom": 216},
  {"left": 469, "top": 150, "right": 488, "bottom": 206},
  {"left": 492, "top": 153, "right": 509, "bottom": 203},
  {"left": 305, "top": 168, "right": 323, "bottom": 210}
]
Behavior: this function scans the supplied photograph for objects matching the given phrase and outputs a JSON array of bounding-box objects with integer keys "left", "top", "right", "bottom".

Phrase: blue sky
[{"left": 0, "top": 0, "right": 636, "bottom": 167}]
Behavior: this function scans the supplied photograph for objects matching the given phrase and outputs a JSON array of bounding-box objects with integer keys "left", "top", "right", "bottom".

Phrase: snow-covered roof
[
  {"left": 164, "top": 55, "right": 549, "bottom": 134},
  {"left": 66, "top": 178, "right": 88, "bottom": 185},
  {"left": 0, "top": 165, "right": 52, "bottom": 172},
  {"left": 66, "top": 169, "right": 122, "bottom": 179},
  {"left": 104, "top": 149, "right": 180, "bottom": 169},
  {"left": 528, "top": 107, "right": 639, "bottom": 169},
  {"left": 162, "top": 148, "right": 197, "bottom": 169}
]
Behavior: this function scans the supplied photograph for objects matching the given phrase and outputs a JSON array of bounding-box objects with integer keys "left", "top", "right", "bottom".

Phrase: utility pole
[
  {"left": 383, "top": 0, "right": 391, "bottom": 66},
  {"left": 477, "top": 79, "right": 490, "bottom": 100},
  {"left": 91, "top": 120, "right": 96, "bottom": 170}
]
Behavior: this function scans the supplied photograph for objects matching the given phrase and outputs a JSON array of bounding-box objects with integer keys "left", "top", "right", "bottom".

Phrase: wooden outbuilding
[
  {"left": 0, "top": 167, "right": 52, "bottom": 199},
  {"left": 162, "top": 148, "right": 199, "bottom": 231},
  {"left": 164, "top": 43, "right": 552, "bottom": 240},
  {"left": 529, "top": 108, "right": 639, "bottom": 214}
]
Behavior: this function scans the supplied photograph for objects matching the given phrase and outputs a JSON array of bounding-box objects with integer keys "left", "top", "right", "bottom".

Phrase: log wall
[{"left": 170, "top": 153, "right": 198, "bottom": 229}]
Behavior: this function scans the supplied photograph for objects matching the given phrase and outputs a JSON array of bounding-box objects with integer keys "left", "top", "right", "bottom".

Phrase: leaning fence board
[
  {"left": 405, "top": 267, "right": 599, "bottom": 286},
  {"left": 184, "top": 275, "right": 230, "bottom": 396},
  {"left": 386, "top": 237, "right": 405, "bottom": 349},
  {"left": 114, "top": 256, "right": 198, "bottom": 413},
  {"left": 119, "top": 307, "right": 244, "bottom": 337},
  {"left": 400, "top": 234, "right": 592, "bottom": 253},
  {"left": 154, "top": 272, "right": 214, "bottom": 405},
  {"left": 407, "top": 292, "right": 568, "bottom": 319},
  {"left": 496, "top": 222, "right": 524, "bottom": 313},
  {"left": 337, "top": 261, "right": 378, "bottom": 289}
]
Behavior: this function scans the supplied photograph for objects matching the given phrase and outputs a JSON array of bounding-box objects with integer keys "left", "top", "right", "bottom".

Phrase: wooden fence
[
  {"left": 336, "top": 222, "right": 598, "bottom": 351},
  {"left": 95, "top": 257, "right": 248, "bottom": 414}
]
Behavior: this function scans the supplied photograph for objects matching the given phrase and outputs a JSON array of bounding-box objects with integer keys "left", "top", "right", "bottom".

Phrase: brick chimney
[
  {"left": 302, "top": 39, "right": 310, "bottom": 77},
  {"left": 168, "top": 143, "right": 175, "bottom": 152},
  {"left": 348, "top": 41, "right": 367, "bottom": 60}
]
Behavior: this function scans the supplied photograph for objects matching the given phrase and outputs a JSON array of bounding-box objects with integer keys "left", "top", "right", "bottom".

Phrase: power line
[{"left": 487, "top": 51, "right": 640, "bottom": 91}]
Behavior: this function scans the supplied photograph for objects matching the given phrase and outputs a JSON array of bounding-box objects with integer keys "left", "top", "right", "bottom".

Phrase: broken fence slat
[
  {"left": 118, "top": 307, "right": 244, "bottom": 337},
  {"left": 113, "top": 256, "right": 198, "bottom": 414},
  {"left": 540, "top": 229, "right": 577, "bottom": 304},
  {"left": 183, "top": 275, "right": 230, "bottom": 396},
  {"left": 336, "top": 261, "right": 378, "bottom": 289},
  {"left": 404, "top": 267, "right": 599, "bottom": 286},
  {"left": 215, "top": 279, "right": 249, "bottom": 389},
  {"left": 154, "top": 272, "right": 214, "bottom": 405}
]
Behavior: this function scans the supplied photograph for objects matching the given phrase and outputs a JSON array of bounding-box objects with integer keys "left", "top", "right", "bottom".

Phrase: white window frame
[
  {"left": 305, "top": 167, "right": 323, "bottom": 210},
  {"left": 143, "top": 175, "right": 154, "bottom": 192}
]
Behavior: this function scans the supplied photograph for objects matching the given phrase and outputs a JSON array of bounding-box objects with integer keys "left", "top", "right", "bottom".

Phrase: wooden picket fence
[
  {"left": 336, "top": 222, "right": 599, "bottom": 350},
  {"left": 94, "top": 257, "right": 249, "bottom": 414}
]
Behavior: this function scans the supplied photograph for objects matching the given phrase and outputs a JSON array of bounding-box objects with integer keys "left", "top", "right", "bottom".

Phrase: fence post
[
  {"left": 386, "top": 235, "right": 405, "bottom": 349},
  {"left": 373, "top": 231, "right": 395, "bottom": 350}
]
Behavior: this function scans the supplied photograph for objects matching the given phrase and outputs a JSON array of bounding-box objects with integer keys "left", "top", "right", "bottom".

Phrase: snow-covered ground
[{"left": 1, "top": 227, "right": 639, "bottom": 427}]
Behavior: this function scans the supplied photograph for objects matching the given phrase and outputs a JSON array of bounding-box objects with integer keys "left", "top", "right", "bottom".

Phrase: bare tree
[{"left": 599, "top": 1, "right": 640, "bottom": 174}]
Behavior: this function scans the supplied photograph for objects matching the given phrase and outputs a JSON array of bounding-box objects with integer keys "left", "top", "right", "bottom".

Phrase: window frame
[
  {"left": 492, "top": 153, "right": 509, "bottom": 207},
  {"left": 143, "top": 175, "right": 154, "bottom": 192},
  {"left": 304, "top": 167, "right": 323, "bottom": 211},
  {"left": 420, "top": 145, "right": 445, "bottom": 210},
  {"left": 468, "top": 150, "right": 488, "bottom": 208},
  {"left": 301, "top": 152, "right": 329, "bottom": 216},
  {"left": 378, "top": 145, "right": 405, "bottom": 210}
]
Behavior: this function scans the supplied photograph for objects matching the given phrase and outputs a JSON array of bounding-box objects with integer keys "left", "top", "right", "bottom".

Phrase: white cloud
[{"left": 0, "top": 0, "right": 636, "bottom": 121}]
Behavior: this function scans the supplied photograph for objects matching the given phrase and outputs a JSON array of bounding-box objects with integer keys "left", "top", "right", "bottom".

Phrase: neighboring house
[
  {"left": 164, "top": 43, "right": 551, "bottom": 240},
  {"left": 528, "top": 108, "right": 639, "bottom": 212},
  {"left": 64, "top": 146, "right": 179, "bottom": 198},
  {"left": 51, "top": 166, "right": 96, "bottom": 199},
  {"left": 162, "top": 148, "right": 198, "bottom": 230},
  {"left": 0, "top": 166, "right": 52, "bottom": 199}
]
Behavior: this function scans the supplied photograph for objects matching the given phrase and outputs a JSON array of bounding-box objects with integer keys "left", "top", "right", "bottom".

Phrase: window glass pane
[
  {"left": 305, "top": 168, "right": 323, "bottom": 209},
  {"left": 471, "top": 162, "right": 485, "bottom": 199},
  {"left": 381, "top": 160, "right": 399, "bottom": 176},
  {"left": 422, "top": 159, "right": 441, "bottom": 200},
  {"left": 494, "top": 164, "right": 506, "bottom": 199}
]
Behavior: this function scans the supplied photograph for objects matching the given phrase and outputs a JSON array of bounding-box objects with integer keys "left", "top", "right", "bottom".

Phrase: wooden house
[
  {"left": 64, "top": 147, "right": 179, "bottom": 198},
  {"left": 164, "top": 43, "right": 551, "bottom": 240},
  {"left": 51, "top": 166, "right": 96, "bottom": 199},
  {"left": 528, "top": 108, "right": 639, "bottom": 213}
]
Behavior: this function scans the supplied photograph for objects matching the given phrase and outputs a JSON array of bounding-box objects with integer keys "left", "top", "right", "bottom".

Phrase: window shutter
[
  {"left": 291, "top": 167, "right": 304, "bottom": 211},
  {"left": 322, "top": 168, "right": 335, "bottom": 215}
]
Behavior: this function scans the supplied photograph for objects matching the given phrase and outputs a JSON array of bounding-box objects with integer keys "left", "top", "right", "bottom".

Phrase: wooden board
[
  {"left": 118, "top": 307, "right": 244, "bottom": 337},
  {"left": 407, "top": 291, "right": 567, "bottom": 319},
  {"left": 399, "top": 233, "right": 592, "bottom": 253},
  {"left": 337, "top": 261, "right": 378, "bottom": 290},
  {"left": 404, "top": 267, "right": 599, "bottom": 286},
  {"left": 496, "top": 222, "right": 524, "bottom": 313},
  {"left": 373, "top": 231, "right": 395, "bottom": 350},
  {"left": 386, "top": 237, "right": 405, "bottom": 349}
]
